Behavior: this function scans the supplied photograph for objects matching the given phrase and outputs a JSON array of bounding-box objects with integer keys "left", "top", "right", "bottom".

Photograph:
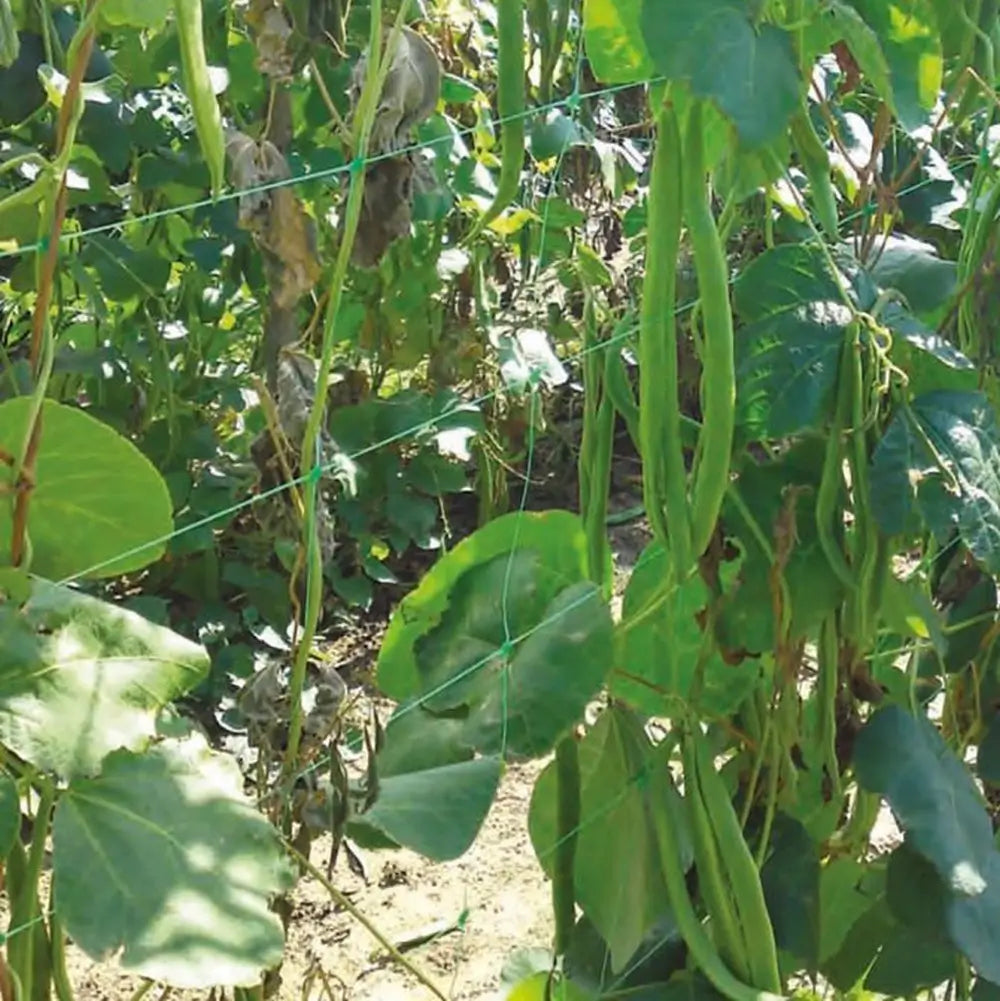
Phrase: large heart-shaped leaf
[
  {"left": 0, "top": 398, "right": 173, "bottom": 579},
  {"left": 528, "top": 705, "right": 690, "bottom": 972},
  {"left": 733, "top": 245, "right": 852, "bottom": 440},
  {"left": 582, "top": 0, "right": 653, "bottom": 84},
  {"left": 847, "top": 0, "right": 943, "bottom": 133},
  {"left": 614, "top": 542, "right": 762, "bottom": 718},
  {"left": 0, "top": 578, "right": 208, "bottom": 779},
  {"left": 854, "top": 706, "right": 993, "bottom": 895},
  {"left": 639, "top": 0, "right": 801, "bottom": 148},
  {"left": 377, "top": 510, "right": 589, "bottom": 700},
  {"left": 869, "top": 391, "right": 1000, "bottom": 571},
  {"left": 53, "top": 737, "right": 293, "bottom": 988},
  {"left": 868, "top": 234, "right": 957, "bottom": 316},
  {"left": 359, "top": 755, "right": 503, "bottom": 861}
]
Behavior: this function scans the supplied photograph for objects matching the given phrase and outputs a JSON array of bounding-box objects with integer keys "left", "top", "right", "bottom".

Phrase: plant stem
[
  {"left": 287, "top": 843, "right": 449, "bottom": 1001},
  {"left": 282, "top": 0, "right": 412, "bottom": 777},
  {"left": 10, "top": 0, "right": 104, "bottom": 568}
]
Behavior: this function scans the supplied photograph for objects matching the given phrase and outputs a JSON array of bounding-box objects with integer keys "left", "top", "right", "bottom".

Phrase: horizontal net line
[
  {"left": 52, "top": 169, "right": 942, "bottom": 586},
  {"left": 0, "top": 76, "right": 662, "bottom": 261}
]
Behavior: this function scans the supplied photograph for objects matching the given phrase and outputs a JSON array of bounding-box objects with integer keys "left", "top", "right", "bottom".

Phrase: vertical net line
[
  {"left": 495, "top": 8, "right": 588, "bottom": 757},
  {"left": 497, "top": 0, "right": 588, "bottom": 643}
]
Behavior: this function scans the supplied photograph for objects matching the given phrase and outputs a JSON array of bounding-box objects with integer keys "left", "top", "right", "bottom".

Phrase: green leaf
[
  {"left": 886, "top": 843, "right": 950, "bottom": 939},
  {"left": 53, "top": 737, "right": 292, "bottom": 988},
  {"left": 848, "top": 0, "right": 943, "bottom": 132},
  {"left": 866, "top": 926, "right": 955, "bottom": 995},
  {"left": 823, "top": 2, "right": 893, "bottom": 104},
  {"left": 582, "top": 0, "right": 654, "bottom": 84},
  {"left": 818, "top": 858, "right": 880, "bottom": 963},
  {"left": 614, "top": 541, "right": 763, "bottom": 718},
  {"left": 528, "top": 705, "right": 689, "bottom": 972},
  {"left": 0, "top": 398, "right": 174, "bottom": 579},
  {"left": 563, "top": 913, "right": 685, "bottom": 995},
  {"left": 377, "top": 705, "right": 475, "bottom": 778},
  {"left": 737, "top": 305, "right": 851, "bottom": 441},
  {"left": 0, "top": 578, "right": 209, "bottom": 779},
  {"left": 854, "top": 705, "right": 994, "bottom": 895},
  {"left": 948, "top": 852, "right": 1000, "bottom": 983},
  {"left": 733, "top": 245, "right": 852, "bottom": 440},
  {"left": 100, "top": 0, "right": 170, "bottom": 28},
  {"left": 868, "top": 234, "right": 957, "bottom": 315},
  {"left": 81, "top": 234, "right": 172, "bottom": 303},
  {"left": 882, "top": 302, "right": 974, "bottom": 372},
  {"left": 821, "top": 878, "right": 893, "bottom": 989},
  {"left": 377, "top": 511, "right": 589, "bottom": 700},
  {"left": 360, "top": 756, "right": 502, "bottom": 861},
  {"left": 869, "top": 392, "right": 1000, "bottom": 572},
  {"left": 639, "top": 0, "right": 801, "bottom": 149},
  {"left": 760, "top": 815, "right": 820, "bottom": 966},
  {"left": 734, "top": 244, "right": 848, "bottom": 324}
]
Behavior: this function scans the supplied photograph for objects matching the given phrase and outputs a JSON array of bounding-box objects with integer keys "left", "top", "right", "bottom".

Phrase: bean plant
[{"left": 1, "top": 0, "right": 1000, "bottom": 999}]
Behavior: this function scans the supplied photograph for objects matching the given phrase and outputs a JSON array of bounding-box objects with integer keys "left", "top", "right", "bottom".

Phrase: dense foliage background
[{"left": 4, "top": 0, "right": 1000, "bottom": 999}]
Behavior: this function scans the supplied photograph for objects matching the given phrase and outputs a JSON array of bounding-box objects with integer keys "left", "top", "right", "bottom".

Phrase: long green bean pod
[
  {"left": 174, "top": 0, "right": 226, "bottom": 196},
  {"left": 578, "top": 296, "right": 614, "bottom": 591},
  {"left": 681, "top": 735, "right": 751, "bottom": 981},
  {"left": 846, "top": 327, "right": 879, "bottom": 645},
  {"left": 816, "top": 335, "right": 857, "bottom": 590},
  {"left": 690, "top": 735, "right": 783, "bottom": 994},
  {"left": 648, "top": 761, "right": 785, "bottom": 1001},
  {"left": 604, "top": 346, "right": 640, "bottom": 452},
  {"left": 640, "top": 94, "right": 692, "bottom": 574},
  {"left": 538, "top": 0, "right": 570, "bottom": 105},
  {"left": 789, "top": 109, "right": 838, "bottom": 241},
  {"left": 686, "top": 101, "right": 736, "bottom": 558},
  {"left": 552, "top": 732, "right": 581, "bottom": 956},
  {"left": 817, "top": 613, "right": 842, "bottom": 797},
  {"left": 468, "top": 0, "right": 525, "bottom": 237}
]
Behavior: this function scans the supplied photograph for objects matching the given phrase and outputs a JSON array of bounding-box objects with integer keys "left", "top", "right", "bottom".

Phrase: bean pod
[{"left": 174, "top": 0, "right": 226, "bottom": 196}]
